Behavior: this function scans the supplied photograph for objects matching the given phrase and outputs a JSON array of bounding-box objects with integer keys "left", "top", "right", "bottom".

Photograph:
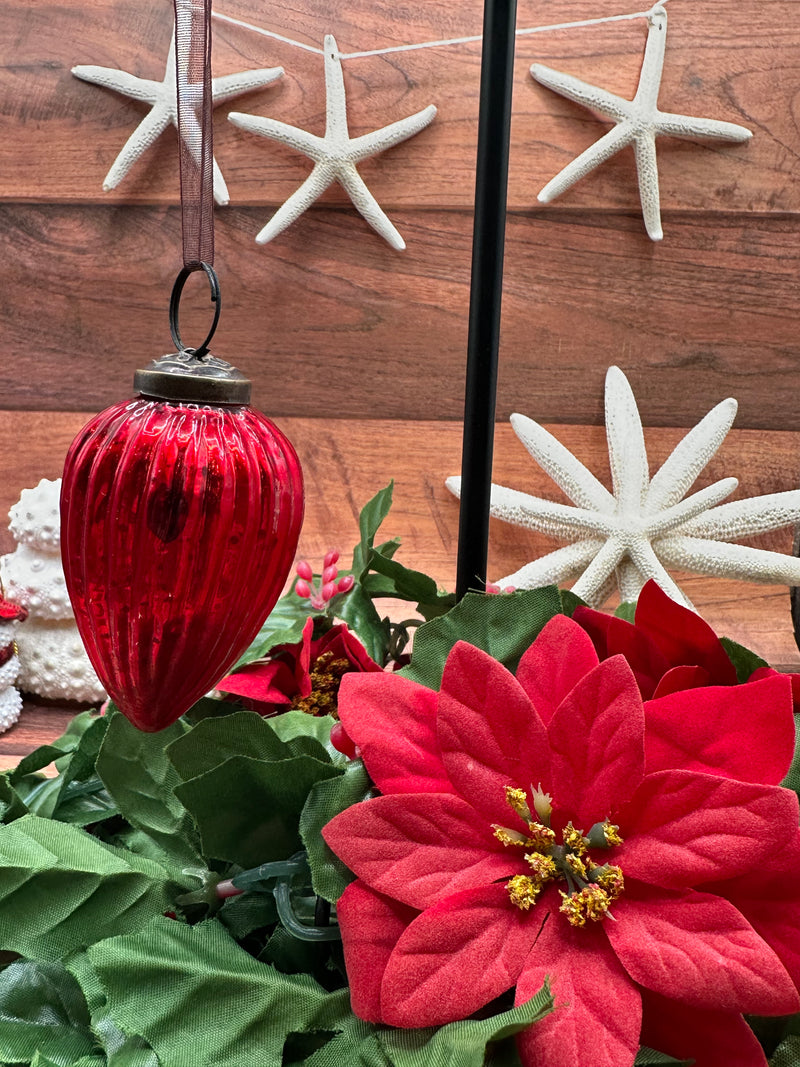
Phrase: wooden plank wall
[{"left": 1, "top": 0, "right": 800, "bottom": 760}]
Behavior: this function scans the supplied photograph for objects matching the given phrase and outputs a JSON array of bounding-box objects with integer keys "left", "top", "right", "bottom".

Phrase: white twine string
[{"left": 213, "top": 1, "right": 671, "bottom": 61}]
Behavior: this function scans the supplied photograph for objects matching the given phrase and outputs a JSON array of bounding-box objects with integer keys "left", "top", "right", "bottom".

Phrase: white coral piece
[
  {"left": 446, "top": 366, "right": 800, "bottom": 611},
  {"left": 1, "top": 478, "right": 105, "bottom": 703},
  {"left": 0, "top": 686, "right": 22, "bottom": 733}
]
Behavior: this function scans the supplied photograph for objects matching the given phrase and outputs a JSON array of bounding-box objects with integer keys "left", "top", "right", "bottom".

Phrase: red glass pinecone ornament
[{"left": 60, "top": 351, "right": 303, "bottom": 732}]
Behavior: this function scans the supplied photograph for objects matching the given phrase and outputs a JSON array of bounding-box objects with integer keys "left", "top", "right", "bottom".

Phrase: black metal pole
[{"left": 455, "top": 0, "right": 517, "bottom": 600}]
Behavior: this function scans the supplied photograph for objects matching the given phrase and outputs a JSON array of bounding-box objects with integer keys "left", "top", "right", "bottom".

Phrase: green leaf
[
  {"left": 771, "top": 1033, "right": 800, "bottom": 1067},
  {"left": 366, "top": 552, "right": 455, "bottom": 620},
  {"left": 166, "top": 711, "right": 292, "bottom": 781},
  {"left": 87, "top": 917, "right": 336, "bottom": 1067},
  {"left": 266, "top": 710, "right": 344, "bottom": 765},
  {"left": 232, "top": 595, "right": 310, "bottom": 669},
  {"left": 781, "top": 719, "right": 800, "bottom": 798},
  {"left": 336, "top": 583, "right": 391, "bottom": 665},
  {"left": 719, "top": 636, "right": 768, "bottom": 683},
  {"left": 0, "top": 775, "right": 30, "bottom": 824},
  {"left": 92, "top": 1002, "right": 160, "bottom": 1066},
  {"left": 0, "top": 959, "right": 96, "bottom": 1065},
  {"left": 0, "top": 815, "right": 178, "bottom": 960},
  {"left": 175, "top": 754, "right": 342, "bottom": 868},
  {"left": 218, "top": 891, "right": 278, "bottom": 940},
  {"left": 300, "top": 759, "right": 371, "bottom": 902},
  {"left": 351, "top": 483, "right": 394, "bottom": 579},
  {"left": 377, "top": 983, "right": 552, "bottom": 1067},
  {"left": 96, "top": 713, "right": 201, "bottom": 870},
  {"left": 296, "top": 983, "right": 552, "bottom": 1067},
  {"left": 634, "top": 1048, "right": 694, "bottom": 1066},
  {"left": 182, "top": 695, "right": 243, "bottom": 723},
  {"left": 400, "top": 587, "right": 568, "bottom": 690},
  {"left": 615, "top": 601, "right": 637, "bottom": 622}
]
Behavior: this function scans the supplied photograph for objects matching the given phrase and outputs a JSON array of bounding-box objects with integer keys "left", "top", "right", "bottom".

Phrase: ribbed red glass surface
[{"left": 61, "top": 397, "right": 304, "bottom": 731}]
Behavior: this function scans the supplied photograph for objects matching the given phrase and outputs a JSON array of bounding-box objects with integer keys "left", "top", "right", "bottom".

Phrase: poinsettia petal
[
  {"left": 547, "top": 656, "right": 644, "bottom": 827},
  {"left": 750, "top": 665, "right": 800, "bottom": 710},
  {"left": 336, "top": 880, "right": 418, "bottom": 1022},
  {"left": 294, "top": 616, "right": 316, "bottom": 696},
  {"left": 706, "top": 833, "right": 800, "bottom": 988},
  {"left": 381, "top": 882, "right": 542, "bottom": 1027},
  {"left": 635, "top": 580, "right": 737, "bottom": 685},
  {"left": 337, "top": 672, "right": 453, "bottom": 794},
  {"left": 640, "top": 989, "right": 768, "bottom": 1067},
  {"left": 644, "top": 674, "right": 795, "bottom": 784},
  {"left": 217, "top": 660, "right": 296, "bottom": 704},
  {"left": 607, "top": 882, "right": 799, "bottom": 1014},
  {"left": 617, "top": 769, "right": 799, "bottom": 887},
  {"left": 515, "top": 615, "right": 599, "bottom": 724},
  {"left": 514, "top": 900, "right": 641, "bottom": 1067},
  {"left": 437, "top": 642, "right": 550, "bottom": 824},
  {"left": 322, "top": 793, "right": 518, "bottom": 909},
  {"left": 652, "top": 664, "right": 710, "bottom": 699},
  {"left": 574, "top": 606, "right": 670, "bottom": 700},
  {"left": 314, "top": 623, "right": 383, "bottom": 673}
]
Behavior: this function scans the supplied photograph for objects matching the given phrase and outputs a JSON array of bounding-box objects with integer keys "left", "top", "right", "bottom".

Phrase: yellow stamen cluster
[
  {"left": 562, "top": 822, "right": 588, "bottom": 856},
  {"left": 507, "top": 874, "right": 542, "bottom": 910},
  {"left": 505, "top": 786, "right": 532, "bottom": 822},
  {"left": 559, "top": 884, "right": 612, "bottom": 927},
  {"left": 495, "top": 784, "right": 625, "bottom": 927},
  {"left": 525, "top": 852, "right": 558, "bottom": 881},
  {"left": 291, "top": 652, "right": 351, "bottom": 717}
]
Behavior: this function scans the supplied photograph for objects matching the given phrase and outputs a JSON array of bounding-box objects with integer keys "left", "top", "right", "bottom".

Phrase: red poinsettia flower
[
  {"left": 218, "top": 619, "right": 382, "bottom": 717},
  {"left": 323, "top": 615, "right": 800, "bottom": 1067},
  {"left": 574, "top": 579, "right": 800, "bottom": 705}
]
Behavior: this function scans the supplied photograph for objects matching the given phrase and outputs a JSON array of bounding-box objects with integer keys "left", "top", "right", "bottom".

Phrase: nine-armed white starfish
[
  {"left": 73, "top": 36, "right": 284, "bottom": 205},
  {"left": 228, "top": 35, "right": 437, "bottom": 249},
  {"left": 446, "top": 366, "right": 800, "bottom": 611},
  {"left": 531, "top": 5, "right": 752, "bottom": 240}
]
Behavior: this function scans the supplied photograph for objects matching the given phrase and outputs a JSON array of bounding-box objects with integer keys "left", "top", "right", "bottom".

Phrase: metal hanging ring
[{"left": 169, "top": 262, "right": 221, "bottom": 360}]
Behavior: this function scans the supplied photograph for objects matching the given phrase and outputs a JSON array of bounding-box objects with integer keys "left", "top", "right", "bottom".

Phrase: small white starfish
[
  {"left": 530, "top": 5, "right": 752, "bottom": 240},
  {"left": 73, "top": 36, "right": 284, "bottom": 205},
  {"left": 228, "top": 35, "right": 436, "bottom": 249},
  {"left": 446, "top": 366, "right": 800, "bottom": 611}
]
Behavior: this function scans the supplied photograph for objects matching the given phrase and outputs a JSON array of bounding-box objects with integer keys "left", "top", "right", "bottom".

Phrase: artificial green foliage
[
  {"left": 166, "top": 710, "right": 291, "bottom": 779},
  {"left": 398, "top": 587, "right": 572, "bottom": 689},
  {"left": 232, "top": 594, "right": 311, "bottom": 669},
  {"left": 633, "top": 1049, "right": 693, "bottom": 1066},
  {"left": 285, "top": 983, "right": 553, "bottom": 1067},
  {"left": 267, "top": 709, "right": 344, "bottom": 765},
  {"left": 719, "top": 635, "right": 769, "bottom": 682},
  {"left": 85, "top": 917, "right": 341, "bottom": 1067},
  {"left": 96, "top": 714, "right": 200, "bottom": 869},
  {"left": 782, "top": 722, "right": 800, "bottom": 799},
  {"left": 299, "top": 758, "right": 371, "bottom": 902},
  {"left": 0, "top": 816, "right": 178, "bottom": 961},
  {"left": 351, "top": 482, "right": 395, "bottom": 580},
  {"left": 771, "top": 1034, "right": 800, "bottom": 1067},
  {"left": 175, "top": 754, "right": 341, "bottom": 868},
  {"left": 615, "top": 601, "right": 637, "bottom": 622},
  {"left": 0, "top": 960, "right": 95, "bottom": 1065}
]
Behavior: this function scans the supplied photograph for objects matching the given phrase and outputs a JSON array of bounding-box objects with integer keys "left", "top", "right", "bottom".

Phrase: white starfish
[
  {"left": 228, "top": 35, "right": 436, "bottom": 249},
  {"left": 446, "top": 366, "right": 800, "bottom": 611},
  {"left": 72, "top": 35, "right": 284, "bottom": 205},
  {"left": 530, "top": 5, "right": 752, "bottom": 241}
]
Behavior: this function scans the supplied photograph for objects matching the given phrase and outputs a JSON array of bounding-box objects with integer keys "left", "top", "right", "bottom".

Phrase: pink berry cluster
[
  {"left": 295, "top": 551, "right": 355, "bottom": 610},
  {"left": 486, "top": 582, "right": 516, "bottom": 594}
]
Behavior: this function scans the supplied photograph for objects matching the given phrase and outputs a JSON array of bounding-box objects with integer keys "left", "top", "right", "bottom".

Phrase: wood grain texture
[
  {"left": 3, "top": 204, "right": 800, "bottom": 428},
  {"left": 1, "top": 0, "right": 797, "bottom": 215}
]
